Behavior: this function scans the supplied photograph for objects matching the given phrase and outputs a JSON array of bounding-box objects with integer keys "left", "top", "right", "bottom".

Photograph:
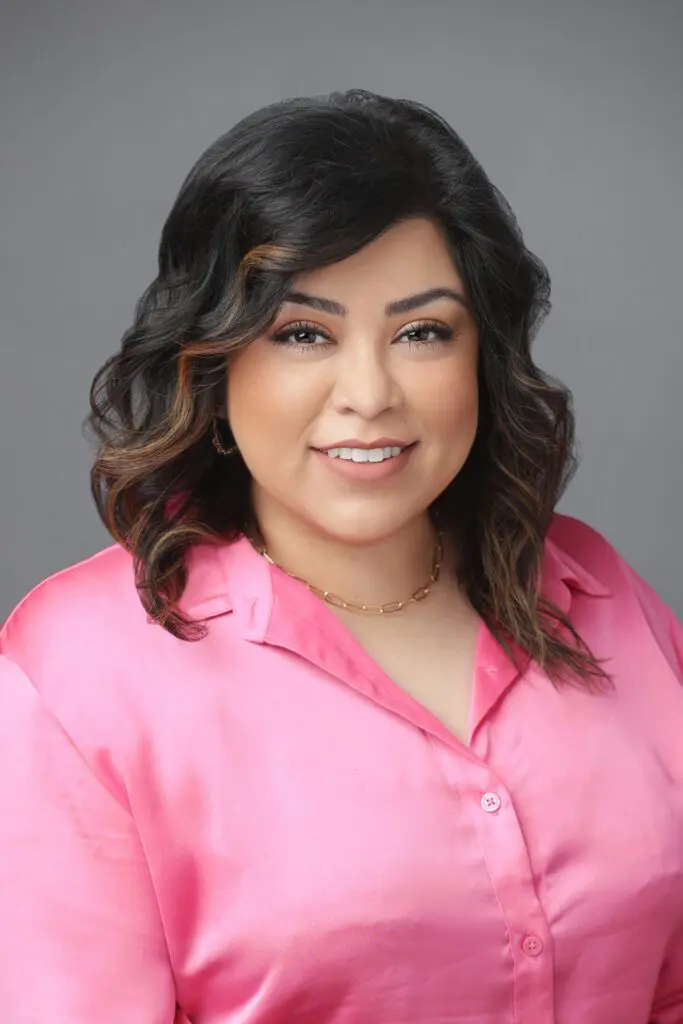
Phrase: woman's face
[{"left": 226, "top": 217, "right": 479, "bottom": 545}]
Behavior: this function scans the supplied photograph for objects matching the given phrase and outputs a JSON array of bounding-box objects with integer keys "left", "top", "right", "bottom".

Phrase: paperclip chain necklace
[{"left": 253, "top": 530, "right": 444, "bottom": 615}]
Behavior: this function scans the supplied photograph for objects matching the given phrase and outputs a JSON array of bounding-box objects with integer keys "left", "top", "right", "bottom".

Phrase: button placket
[
  {"left": 426, "top": 737, "right": 554, "bottom": 1019},
  {"left": 470, "top": 767, "right": 554, "bottom": 1019}
]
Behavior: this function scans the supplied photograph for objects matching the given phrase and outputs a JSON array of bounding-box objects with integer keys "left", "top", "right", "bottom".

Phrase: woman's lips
[{"left": 312, "top": 442, "right": 417, "bottom": 482}]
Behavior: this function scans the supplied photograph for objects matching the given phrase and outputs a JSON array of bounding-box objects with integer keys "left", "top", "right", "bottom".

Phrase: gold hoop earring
[{"left": 212, "top": 419, "right": 238, "bottom": 456}]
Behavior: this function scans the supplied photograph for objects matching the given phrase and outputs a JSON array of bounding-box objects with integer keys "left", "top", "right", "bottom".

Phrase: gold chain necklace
[{"left": 254, "top": 531, "right": 444, "bottom": 614}]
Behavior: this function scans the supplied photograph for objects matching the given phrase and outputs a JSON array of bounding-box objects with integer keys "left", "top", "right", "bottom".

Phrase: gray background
[{"left": 1, "top": 0, "right": 681, "bottom": 622}]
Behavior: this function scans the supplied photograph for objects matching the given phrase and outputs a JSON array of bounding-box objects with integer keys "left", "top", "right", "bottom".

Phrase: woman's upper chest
[
  {"left": 327, "top": 590, "right": 483, "bottom": 746},
  {"left": 127, "top": 620, "right": 683, "bottom": 1016},
  {"left": 130, "top": 607, "right": 683, "bottom": 923}
]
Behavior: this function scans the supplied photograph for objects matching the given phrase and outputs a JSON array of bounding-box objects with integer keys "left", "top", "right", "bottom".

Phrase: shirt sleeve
[
  {"left": 0, "top": 654, "right": 178, "bottom": 1022},
  {"left": 618, "top": 566, "right": 683, "bottom": 1022}
]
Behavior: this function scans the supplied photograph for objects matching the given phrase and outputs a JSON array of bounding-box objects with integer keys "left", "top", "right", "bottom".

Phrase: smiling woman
[
  {"left": 82, "top": 96, "right": 590, "bottom": 686},
  {"left": 1, "top": 89, "right": 682, "bottom": 1024}
]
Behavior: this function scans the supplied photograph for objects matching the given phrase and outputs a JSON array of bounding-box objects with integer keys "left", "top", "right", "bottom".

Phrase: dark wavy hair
[{"left": 85, "top": 87, "right": 610, "bottom": 689}]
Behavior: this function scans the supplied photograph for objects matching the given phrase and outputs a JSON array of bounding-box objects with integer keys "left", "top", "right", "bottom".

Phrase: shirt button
[
  {"left": 481, "top": 792, "right": 501, "bottom": 813},
  {"left": 522, "top": 935, "right": 544, "bottom": 957}
]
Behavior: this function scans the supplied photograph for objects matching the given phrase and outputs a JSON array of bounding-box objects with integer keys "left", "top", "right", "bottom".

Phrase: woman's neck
[{"left": 249, "top": 497, "right": 446, "bottom": 610}]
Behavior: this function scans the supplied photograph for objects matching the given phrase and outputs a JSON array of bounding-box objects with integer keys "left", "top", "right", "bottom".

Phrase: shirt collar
[
  {"left": 178, "top": 528, "right": 612, "bottom": 624},
  {"left": 541, "top": 534, "right": 612, "bottom": 612}
]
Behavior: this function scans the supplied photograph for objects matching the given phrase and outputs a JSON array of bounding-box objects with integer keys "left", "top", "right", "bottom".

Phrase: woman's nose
[{"left": 330, "top": 341, "right": 402, "bottom": 418}]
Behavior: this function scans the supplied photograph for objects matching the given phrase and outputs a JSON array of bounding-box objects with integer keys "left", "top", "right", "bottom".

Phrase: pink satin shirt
[{"left": 1, "top": 513, "right": 682, "bottom": 1023}]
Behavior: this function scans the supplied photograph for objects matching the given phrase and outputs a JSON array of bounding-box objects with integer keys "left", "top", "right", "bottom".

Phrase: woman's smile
[{"left": 311, "top": 441, "right": 418, "bottom": 482}]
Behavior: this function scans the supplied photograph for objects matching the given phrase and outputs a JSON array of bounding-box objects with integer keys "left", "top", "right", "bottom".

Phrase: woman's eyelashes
[
  {"left": 269, "top": 319, "right": 456, "bottom": 354},
  {"left": 400, "top": 321, "right": 455, "bottom": 349},
  {"left": 269, "top": 321, "right": 333, "bottom": 351}
]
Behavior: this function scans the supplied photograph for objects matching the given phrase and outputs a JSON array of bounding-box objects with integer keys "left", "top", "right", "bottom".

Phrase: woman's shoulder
[
  {"left": 548, "top": 511, "right": 623, "bottom": 574},
  {"left": 548, "top": 511, "right": 668, "bottom": 606},
  {"left": 0, "top": 542, "right": 160, "bottom": 770},
  {"left": 0, "top": 542, "right": 146, "bottom": 673},
  {"left": 549, "top": 512, "right": 682, "bottom": 676}
]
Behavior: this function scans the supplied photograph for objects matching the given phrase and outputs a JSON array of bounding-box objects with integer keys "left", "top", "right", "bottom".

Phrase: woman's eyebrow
[{"left": 281, "top": 287, "right": 468, "bottom": 317}]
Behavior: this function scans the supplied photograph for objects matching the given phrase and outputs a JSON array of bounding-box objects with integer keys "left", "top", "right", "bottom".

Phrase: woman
[{"left": 1, "top": 88, "right": 681, "bottom": 1024}]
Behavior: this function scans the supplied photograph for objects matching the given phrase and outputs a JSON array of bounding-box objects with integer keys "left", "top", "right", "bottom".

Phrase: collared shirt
[{"left": 0, "top": 513, "right": 682, "bottom": 1024}]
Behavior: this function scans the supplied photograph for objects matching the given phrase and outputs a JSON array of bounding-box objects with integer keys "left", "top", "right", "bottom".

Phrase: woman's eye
[
  {"left": 399, "top": 322, "right": 454, "bottom": 346},
  {"left": 270, "top": 322, "right": 331, "bottom": 350}
]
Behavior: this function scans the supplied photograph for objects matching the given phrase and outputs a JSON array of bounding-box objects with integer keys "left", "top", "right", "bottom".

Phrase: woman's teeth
[{"left": 324, "top": 446, "right": 404, "bottom": 463}]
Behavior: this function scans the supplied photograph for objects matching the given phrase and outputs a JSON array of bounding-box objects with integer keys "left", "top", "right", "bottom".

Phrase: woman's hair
[{"left": 86, "top": 88, "right": 610, "bottom": 689}]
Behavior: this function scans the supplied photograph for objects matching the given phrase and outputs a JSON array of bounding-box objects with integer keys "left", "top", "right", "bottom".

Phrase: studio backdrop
[{"left": 0, "top": 0, "right": 681, "bottom": 619}]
